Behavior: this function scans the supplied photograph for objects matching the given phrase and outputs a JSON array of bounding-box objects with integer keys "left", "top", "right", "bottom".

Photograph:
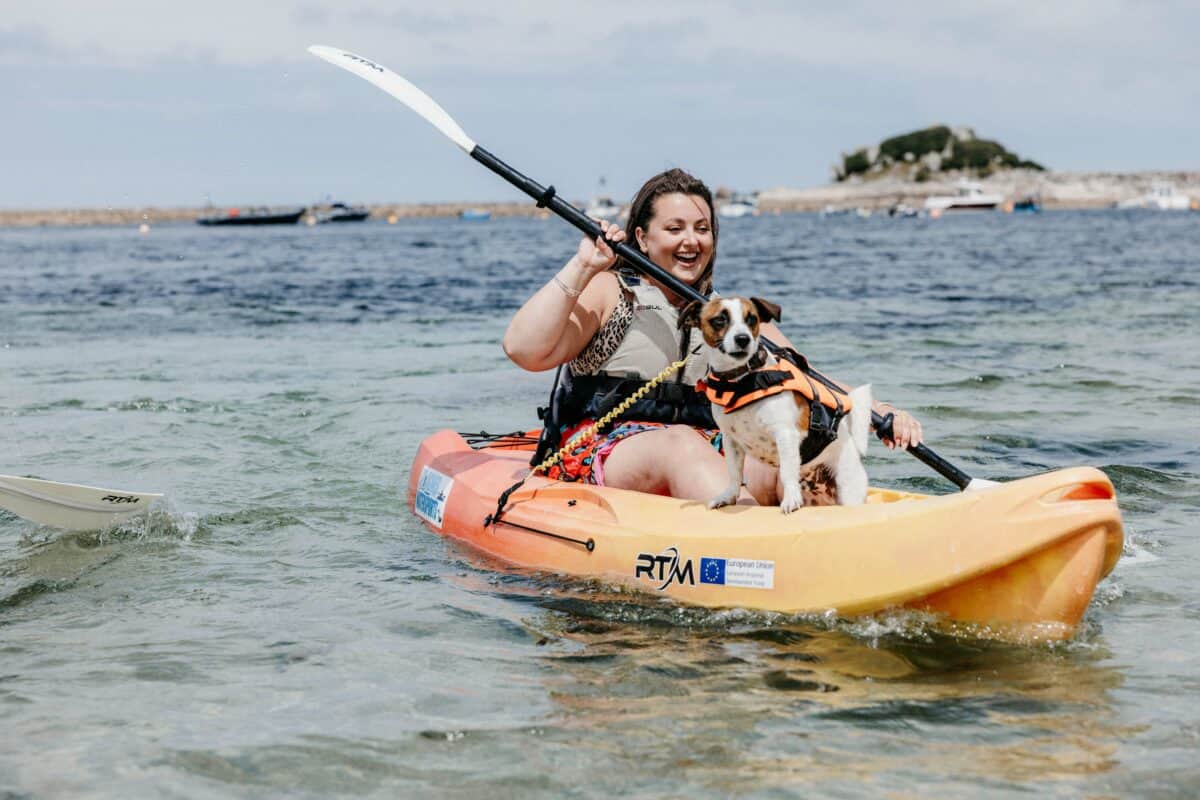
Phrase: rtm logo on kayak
[
  {"left": 634, "top": 547, "right": 694, "bottom": 590},
  {"left": 100, "top": 495, "right": 140, "bottom": 504}
]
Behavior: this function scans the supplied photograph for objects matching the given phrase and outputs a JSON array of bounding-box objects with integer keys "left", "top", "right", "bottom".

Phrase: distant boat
[
  {"left": 196, "top": 206, "right": 305, "bottom": 226},
  {"left": 316, "top": 202, "right": 369, "bottom": 223},
  {"left": 887, "top": 203, "right": 921, "bottom": 218},
  {"left": 459, "top": 208, "right": 491, "bottom": 221},
  {"left": 923, "top": 181, "right": 1006, "bottom": 212},
  {"left": 584, "top": 196, "right": 622, "bottom": 219},
  {"left": 1114, "top": 183, "right": 1192, "bottom": 211},
  {"left": 1012, "top": 195, "right": 1042, "bottom": 213},
  {"left": 717, "top": 192, "right": 759, "bottom": 219}
]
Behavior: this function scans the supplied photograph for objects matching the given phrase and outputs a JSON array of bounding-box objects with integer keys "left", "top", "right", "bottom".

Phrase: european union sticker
[
  {"left": 700, "top": 557, "right": 726, "bottom": 585},
  {"left": 700, "top": 557, "right": 775, "bottom": 589}
]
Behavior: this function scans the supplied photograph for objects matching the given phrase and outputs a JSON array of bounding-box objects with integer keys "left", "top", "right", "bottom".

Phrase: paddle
[
  {"left": 0, "top": 474, "right": 162, "bottom": 531},
  {"left": 307, "top": 45, "right": 995, "bottom": 492}
]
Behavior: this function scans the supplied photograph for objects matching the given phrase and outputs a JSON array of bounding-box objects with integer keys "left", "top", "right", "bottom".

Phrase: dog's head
[{"left": 679, "top": 296, "right": 781, "bottom": 369}]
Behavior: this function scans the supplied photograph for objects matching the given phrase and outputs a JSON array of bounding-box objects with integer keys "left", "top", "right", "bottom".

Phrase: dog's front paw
[
  {"left": 708, "top": 485, "right": 740, "bottom": 510},
  {"left": 779, "top": 485, "right": 804, "bottom": 514}
]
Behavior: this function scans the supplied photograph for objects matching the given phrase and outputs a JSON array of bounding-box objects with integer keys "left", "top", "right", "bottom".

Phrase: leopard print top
[{"left": 568, "top": 291, "right": 635, "bottom": 375}]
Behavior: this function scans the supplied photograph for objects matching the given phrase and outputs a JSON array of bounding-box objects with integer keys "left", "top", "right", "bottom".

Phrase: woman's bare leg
[{"left": 601, "top": 426, "right": 754, "bottom": 503}]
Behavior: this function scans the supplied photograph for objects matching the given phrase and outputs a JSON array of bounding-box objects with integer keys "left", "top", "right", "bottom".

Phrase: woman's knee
[{"left": 662, "top": 425, "right": 717, "bottom": 455}]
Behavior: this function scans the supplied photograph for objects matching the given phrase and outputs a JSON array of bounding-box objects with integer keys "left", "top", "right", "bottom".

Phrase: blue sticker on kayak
[
  {"left": 701, "top": 557, "right": 774, "bottom": 589},
  {"left": 700, "top": 558, "right": 726, "bottom": 585},
  {"left": 414, "top": 466, "right": 453, "bottom": 528}
]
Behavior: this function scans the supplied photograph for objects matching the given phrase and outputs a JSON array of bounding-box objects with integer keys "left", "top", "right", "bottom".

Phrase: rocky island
[{"left": 760, "top": 125, "right": 1198, "bottom": 212}]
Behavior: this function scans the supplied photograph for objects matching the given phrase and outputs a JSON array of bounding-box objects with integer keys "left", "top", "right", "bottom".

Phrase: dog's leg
[
  {"left": 776, "top": 427, "right": 804, "bottom": 514},
  {"left": 709, "top": 436, "right": 745, "bottom": 509}
]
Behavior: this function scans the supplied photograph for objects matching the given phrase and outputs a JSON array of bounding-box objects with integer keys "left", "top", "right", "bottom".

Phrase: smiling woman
[{"left": 501, "top": 168, "right": 924, "bottom": 504}]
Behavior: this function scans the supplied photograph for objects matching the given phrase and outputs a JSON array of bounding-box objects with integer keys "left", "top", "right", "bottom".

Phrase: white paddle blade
[
  {"left": 308, "top": 45, "right": 476, "bottom": 153},
  {"left": 965, "top": 477, "right": 1001, "bottom": 491},
  {"left": 0, "top": 474, "right": 162, "bottom": 531}
]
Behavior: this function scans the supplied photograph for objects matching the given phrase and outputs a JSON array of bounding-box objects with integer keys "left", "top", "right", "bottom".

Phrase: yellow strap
[{"left": 531, "top": 356, "right": 691, "bottom": 475}]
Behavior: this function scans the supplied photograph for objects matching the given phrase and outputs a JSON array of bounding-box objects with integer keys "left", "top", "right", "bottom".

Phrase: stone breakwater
[
  {"left": 2, "top": 171, "right": 1198, "bottom": 227},
  {"left": 758, "top": 170, "right": 1200, "bottom": 211},
  {"left": 0, "top": 202, "right": 553, "bottom": 228}
]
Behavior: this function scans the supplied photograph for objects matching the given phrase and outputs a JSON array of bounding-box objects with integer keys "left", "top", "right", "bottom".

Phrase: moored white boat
[
  {"left": 315, "top": 201, "right": 369, "bottom": 223},
  {"left": 924, "top": 181, "right": 1006, "bottom": 212},
  {"left": 717, "top": 193, "right": 759, "bottom": 218},
  {"left": 1115, "top": 183, "right": 1193, "bottom": 211},
  {"left": 584, "top": 196, "right": 622, "bottom": 219}
]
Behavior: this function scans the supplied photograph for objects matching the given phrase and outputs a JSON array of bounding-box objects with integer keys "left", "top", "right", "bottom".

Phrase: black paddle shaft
[{"left": 470, "top": 145, "right": 975, "bottom": 491}]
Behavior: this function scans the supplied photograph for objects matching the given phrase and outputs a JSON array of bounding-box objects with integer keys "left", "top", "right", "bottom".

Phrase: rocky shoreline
[
  {"left": 2, "top": 170, "right": 1197, "bottom": 227},
  {"left": 758, "top": 169, "right": 1200, "bottom": 212},
  {"left": 0, "top": 201, "right": 550, "bottom": 228}
]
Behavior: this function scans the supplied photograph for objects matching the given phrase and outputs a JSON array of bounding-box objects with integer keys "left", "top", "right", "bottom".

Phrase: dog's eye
[
  {"left": 710, "top": 315, "right": 726, "bottom": 329},
  {"left": 745, "top": 314, "right": 757, "bottom": 326}
]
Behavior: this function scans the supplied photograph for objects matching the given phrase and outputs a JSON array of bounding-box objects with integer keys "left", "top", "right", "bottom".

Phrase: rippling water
[{"left": 2, "top": 211, "right": 1197, "bottom": 796}]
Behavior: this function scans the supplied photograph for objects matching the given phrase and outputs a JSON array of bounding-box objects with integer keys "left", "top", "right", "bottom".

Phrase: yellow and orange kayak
[{"left": 408, "top": 429, "right": 1124, "bottom": 643}]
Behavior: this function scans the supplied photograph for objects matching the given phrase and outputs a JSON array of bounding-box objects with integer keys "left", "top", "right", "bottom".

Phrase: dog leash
[{"left": 484, "top": 353, "right": 694, "bottom": 532}]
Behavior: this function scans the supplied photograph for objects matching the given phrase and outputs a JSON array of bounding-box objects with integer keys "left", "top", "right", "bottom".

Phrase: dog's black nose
[{"left": 734, "top": 333, "right": 751, "bottom": 349}]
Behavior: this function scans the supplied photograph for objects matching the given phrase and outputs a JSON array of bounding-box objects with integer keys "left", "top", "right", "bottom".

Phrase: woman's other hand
[{"left": 878, "top": 404, "right": 924, "bottom": 451}]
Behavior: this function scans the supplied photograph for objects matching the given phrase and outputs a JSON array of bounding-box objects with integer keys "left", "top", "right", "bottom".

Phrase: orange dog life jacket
[
  {"left": 696, "top": 350, "right": 851, "bottom": 462},
  {"left": 697, "top": 356, "right": 852, "bottom": 414}
]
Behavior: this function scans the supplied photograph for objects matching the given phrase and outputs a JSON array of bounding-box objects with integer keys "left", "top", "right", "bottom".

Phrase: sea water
[{"left": 1, "top": 211, "right": 1197, "bottom": 796}]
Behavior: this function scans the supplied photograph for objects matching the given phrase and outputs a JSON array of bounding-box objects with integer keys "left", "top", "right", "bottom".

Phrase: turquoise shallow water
[{"left": 1, "top": 211, "right": 1198, "bottom": 797}]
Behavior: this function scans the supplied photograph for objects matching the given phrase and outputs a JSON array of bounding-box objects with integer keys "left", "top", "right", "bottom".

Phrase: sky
[{"left": 2, "top": 0, "right": 1198, "bottom": 209}]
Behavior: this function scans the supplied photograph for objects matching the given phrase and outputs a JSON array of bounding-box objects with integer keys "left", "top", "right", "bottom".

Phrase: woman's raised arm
[{"left": 502, "top": 222, "right": 625, "bottom": 372}]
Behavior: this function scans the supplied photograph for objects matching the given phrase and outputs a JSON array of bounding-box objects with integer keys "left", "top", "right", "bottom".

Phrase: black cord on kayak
[
  {"left": 485, "top": 479, "right": 525, "bottom": 529},
  {"left": 484, "top": 478, "right": 594, "bottom": 552},
  {"left": 489, "top": 516, "right": 595, "bottom": 552}
]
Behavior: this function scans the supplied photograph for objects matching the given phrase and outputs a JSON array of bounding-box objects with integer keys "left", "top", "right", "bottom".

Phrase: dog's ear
[
  {"left": 677, "top": 300, "right": 703, "bottom": 330},
  {"left": 750, "top": 297, "right": 781, "bottom": 323}
]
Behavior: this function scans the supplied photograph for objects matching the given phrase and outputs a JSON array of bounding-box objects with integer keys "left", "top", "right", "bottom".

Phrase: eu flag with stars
[{"left": 700, "top": 557, "right": 726, "bottom": 585}]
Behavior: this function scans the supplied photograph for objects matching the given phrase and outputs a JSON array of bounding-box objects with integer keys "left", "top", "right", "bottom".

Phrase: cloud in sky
[{"left": 2, "top": 1, "right": 1197, "bottom": 208}]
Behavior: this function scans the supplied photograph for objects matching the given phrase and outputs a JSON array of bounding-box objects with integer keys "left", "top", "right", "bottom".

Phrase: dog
[{"left": 680, "top": 297, "right": 872, "bottom": 513}]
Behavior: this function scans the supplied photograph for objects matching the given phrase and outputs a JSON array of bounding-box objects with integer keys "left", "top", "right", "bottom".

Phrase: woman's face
[{"left": 635, "top": 192, "right": 714, "bottom": 286}]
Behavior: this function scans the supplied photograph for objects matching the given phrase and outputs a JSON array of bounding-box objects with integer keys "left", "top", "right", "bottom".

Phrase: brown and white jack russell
[{"left": 681, "top": 297, "right": 872, "bottom": 512}]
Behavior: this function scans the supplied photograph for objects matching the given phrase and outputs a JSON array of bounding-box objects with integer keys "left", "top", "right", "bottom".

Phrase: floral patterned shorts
[{"left": 541, "top": 419, "right": 722, "bottom": 485}]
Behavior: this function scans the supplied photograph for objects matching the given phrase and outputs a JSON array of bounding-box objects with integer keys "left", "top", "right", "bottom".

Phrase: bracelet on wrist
[{"left": 552, "top": 274, "right": 583, "bottom": 298}]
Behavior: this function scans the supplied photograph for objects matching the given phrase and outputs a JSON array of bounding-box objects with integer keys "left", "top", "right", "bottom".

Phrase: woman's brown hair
[{"left": 619, "top": 168, "right": 718, "bottom": 297}]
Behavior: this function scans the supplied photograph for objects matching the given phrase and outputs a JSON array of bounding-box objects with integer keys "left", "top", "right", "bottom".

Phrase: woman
[{"left": 503, "top": 168, "right": 923, "bottom": 504}]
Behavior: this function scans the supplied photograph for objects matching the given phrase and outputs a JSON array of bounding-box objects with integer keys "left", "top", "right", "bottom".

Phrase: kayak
[{"left": 408, "top": 429, "right": 1124, "bottom": 643}]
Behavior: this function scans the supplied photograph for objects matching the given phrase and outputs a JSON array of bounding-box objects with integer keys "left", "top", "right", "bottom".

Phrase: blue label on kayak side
[
  {"left": 700, "top": 558, "right": 726, "bottom": 585},
  {"left": 414, "top": 466, "right": 453, "bottom": 528}
]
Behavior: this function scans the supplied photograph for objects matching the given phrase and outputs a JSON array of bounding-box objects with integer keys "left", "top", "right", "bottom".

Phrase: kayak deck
[{"left": 408, "top": 429, "right": 1124, "bottom": 643}]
